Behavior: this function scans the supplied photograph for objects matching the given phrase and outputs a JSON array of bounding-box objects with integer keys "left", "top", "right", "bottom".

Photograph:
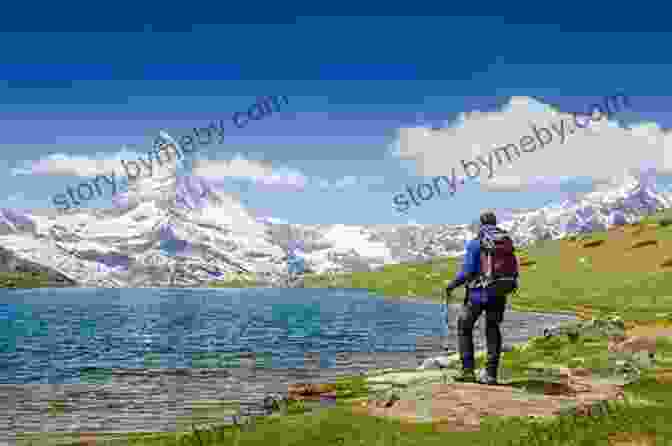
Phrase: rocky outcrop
[{"left": 354, "top": 379, "right": 626, "bottom": 432}]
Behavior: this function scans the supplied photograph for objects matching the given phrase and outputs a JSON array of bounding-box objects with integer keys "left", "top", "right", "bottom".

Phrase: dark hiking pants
[{"left": 456, "top": 289, "right": 506, "bottom": 377}]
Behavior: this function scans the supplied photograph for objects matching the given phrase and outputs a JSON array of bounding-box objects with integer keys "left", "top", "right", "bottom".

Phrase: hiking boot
[
  {"left": 454, "top": 369, "right": 476, "bottom": 382},
  {"left": 478, "top": 369, "right": 498, "bottom": 385}
]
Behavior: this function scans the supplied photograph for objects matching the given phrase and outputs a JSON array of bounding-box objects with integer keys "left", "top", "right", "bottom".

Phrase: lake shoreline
[{"left": 0, "top": 282, "right": 584, "bottom": 439}]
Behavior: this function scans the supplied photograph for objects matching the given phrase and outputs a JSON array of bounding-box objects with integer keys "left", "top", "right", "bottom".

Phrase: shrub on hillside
[{"left": 659, "top": 217, "right": 672, "bottom": 227}]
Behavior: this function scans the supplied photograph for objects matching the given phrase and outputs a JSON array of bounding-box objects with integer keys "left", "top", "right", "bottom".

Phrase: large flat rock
[{"left": 352, "top": 377, "right": 626, "bottom": 432}]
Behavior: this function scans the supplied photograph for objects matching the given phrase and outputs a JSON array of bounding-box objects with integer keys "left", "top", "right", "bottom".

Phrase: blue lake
[{"left": 0, "top": 287, "right": 576, "bottom": 385}]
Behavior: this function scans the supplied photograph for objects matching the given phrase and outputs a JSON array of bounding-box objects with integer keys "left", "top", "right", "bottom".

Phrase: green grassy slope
[
  {"left": 303, "top": 256, "right": 463, "bottom": 302},
  {"left": 0, "top": 271, "right": 58, "bottom": 288},
  {"left": 304, "top": 210, "right": 672, "bottom": 322}
]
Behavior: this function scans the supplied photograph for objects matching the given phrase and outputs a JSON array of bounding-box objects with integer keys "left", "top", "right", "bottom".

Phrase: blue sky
[{"left": 2, "top": 10, "right": 672, "bottom": 225}]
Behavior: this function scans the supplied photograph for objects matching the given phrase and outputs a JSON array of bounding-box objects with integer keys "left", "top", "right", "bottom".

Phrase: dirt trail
[
  {"left": 340, "top": 317, "right": 669, "bottom": 433},
  {"left": 350, "top": 368, "right": 625, "bottom": 432}
]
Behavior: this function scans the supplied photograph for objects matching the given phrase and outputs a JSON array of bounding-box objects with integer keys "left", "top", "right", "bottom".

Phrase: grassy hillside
[
  {"left": 304, "top": 209, "right": 672, "bottom": 323},
  {"left": 0, "top": 271, "right": 60, "bottom": 288}
]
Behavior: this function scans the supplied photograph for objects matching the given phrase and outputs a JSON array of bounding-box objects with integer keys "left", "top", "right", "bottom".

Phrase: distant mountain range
[{"left": 0, "top": 159, "right": 669, "bottom": 287}]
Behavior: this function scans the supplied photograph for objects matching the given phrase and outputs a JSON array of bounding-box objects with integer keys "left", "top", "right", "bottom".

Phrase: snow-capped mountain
[{"left": 0, "top": 161, "right": 669, "bottom": 287}]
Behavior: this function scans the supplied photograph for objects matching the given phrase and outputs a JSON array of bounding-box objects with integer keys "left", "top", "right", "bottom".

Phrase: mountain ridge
[{"left": 0, "top": 164, "right": 669, "bottom": 287}]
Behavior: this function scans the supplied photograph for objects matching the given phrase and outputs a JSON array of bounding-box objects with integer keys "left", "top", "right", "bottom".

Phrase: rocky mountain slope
[{"left": 0, "top": 162, "right": 669, "bottom": 288}]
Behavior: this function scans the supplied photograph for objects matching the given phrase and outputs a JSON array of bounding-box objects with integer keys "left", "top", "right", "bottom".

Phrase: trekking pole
[
  {"left": 442, "top": 287, "right": 452, "bottom": 352},
  {"left": 479, "top": 314, "right": 486, "bottom": 359}
]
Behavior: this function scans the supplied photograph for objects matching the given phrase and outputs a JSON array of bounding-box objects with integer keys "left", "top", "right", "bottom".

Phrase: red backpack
[{"left": 476, "top": 226, "right": 519, "bottom": 295}]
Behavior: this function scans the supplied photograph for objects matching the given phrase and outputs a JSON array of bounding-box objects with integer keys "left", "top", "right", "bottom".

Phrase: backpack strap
[{"left": 466, "top": 232, "right": 490, "bottom": 289}]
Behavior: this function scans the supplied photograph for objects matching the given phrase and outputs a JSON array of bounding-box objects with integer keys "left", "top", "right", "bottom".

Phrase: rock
[
  {"left": 569, "top": 367, "right": 591, "bottom": 377},
  {"left": 263, "top": 394, "right": 287, "bottom": 414},
  {"left": 630, "top": 239, "right": 658, "bottom": 249},
  {"left": 418, "top": 355, "right": 460, "bottom": 370},
  {"left": 375, "top": 390, "right": 401, "bottom": 408},
  {"left": 287, "top": 383, "right": 337, "bottom": 401},
  {"left": 582, "top": 239, "right": 605, "bottom": 248},
  {"left": 608, "top": 335, "right": 657, "bottom": 356},
  {"left": 367, "top": 370, "right": 449, "bottom": 387}
]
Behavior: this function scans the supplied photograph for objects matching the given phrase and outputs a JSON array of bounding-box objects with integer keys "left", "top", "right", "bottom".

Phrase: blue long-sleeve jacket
[{"left": 446, "top": 239, "right": 486, "bottom": 302}]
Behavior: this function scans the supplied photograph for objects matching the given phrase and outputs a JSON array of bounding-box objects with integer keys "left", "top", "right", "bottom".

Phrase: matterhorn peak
[{"left": 114, "top": 132, "right": 183, "bottom": 210}]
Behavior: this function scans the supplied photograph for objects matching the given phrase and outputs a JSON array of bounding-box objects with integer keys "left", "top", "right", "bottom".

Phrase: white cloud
[
  {"left": 11, "top": 131, "right": 190, "bottom": 179},
  {"left": 11, "top": 145, "right": 148, "bottom": 178},
  {"left": 193, "top": 155, "right": 366, "bottom": 193},
  {"left": 193, "top": 155, "right": 309, "bottom": 192},
  {"left": 258, "top": 167, "right": 308, "bottom": 190},
  {"left": 192, "top": 154, "right": 274, "bottom": 180},
  {"left": 394, "top": 95, "right": 670, "bottom": 192}
]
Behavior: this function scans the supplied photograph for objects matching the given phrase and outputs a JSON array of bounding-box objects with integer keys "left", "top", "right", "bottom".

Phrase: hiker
[{"left": 444, "top": 211, "right": 519, "bottom": 384}]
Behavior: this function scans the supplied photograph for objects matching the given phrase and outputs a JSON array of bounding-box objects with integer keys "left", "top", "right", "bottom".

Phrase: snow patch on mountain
[{"left": 0, "top": 153, "right": 669, "bottom": 287}]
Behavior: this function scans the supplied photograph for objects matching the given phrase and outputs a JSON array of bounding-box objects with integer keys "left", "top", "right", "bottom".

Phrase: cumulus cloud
[
  {"left": 394, "top": 95, "right": 670, "bottom": 192},
  {"left": 11, "top": 145, "right": 147, "bottom": 178},
  {"left": 192, "top": 155, "right": 308, "bottom": 192},
  {"left": 193, "top": 155, "right": 368, "bottom": 193},
  {"left": 11, "top": 131, "right": 191, "bottom": 179},
  {"left": 192, "top": 155, "right": 275, "bottom": 180},
  {"left": 257, "top": 167, "right": 308, "bottom": 191}
]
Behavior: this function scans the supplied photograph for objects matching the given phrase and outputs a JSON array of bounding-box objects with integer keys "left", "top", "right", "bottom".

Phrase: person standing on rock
[{"left": 444, "top": 211, "right": 519, "bottom": 385}]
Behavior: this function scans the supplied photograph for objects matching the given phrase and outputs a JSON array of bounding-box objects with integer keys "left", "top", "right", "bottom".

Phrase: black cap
[{"left": 479, "top": 211, "right": 497, "bottom": 226}]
